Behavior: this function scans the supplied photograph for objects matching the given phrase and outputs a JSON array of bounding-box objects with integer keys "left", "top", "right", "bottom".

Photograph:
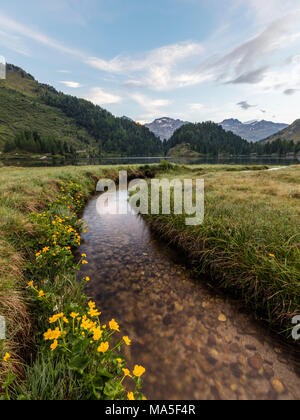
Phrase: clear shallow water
[{"left": 77, "top": 191, "right": 300, "bottom": 400}]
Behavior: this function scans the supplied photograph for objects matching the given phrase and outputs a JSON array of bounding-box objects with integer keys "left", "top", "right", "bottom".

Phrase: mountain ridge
[
  {"left": 262, "top": 119, "right": 300, "bottom": 144},
  {"left": 220, "top": 119, "right": 288, "bottom": 142},
  {"left": 145, "top": 116, "right": 288, "bottom": 143},
  {"left": 145, "top": 117, "right": 189, "bottom": 140}
]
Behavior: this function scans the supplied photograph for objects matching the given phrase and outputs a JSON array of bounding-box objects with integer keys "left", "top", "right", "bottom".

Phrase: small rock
[
  {"left": 264, "top": 366, "right": 274, "bottom": 379},
  {"left": 248, "top": 354, "right": 263, "bottom": 370},
  {"left": 230, "top": 363, "right": 243, "bottom": 378},
  {"left": 229, "top": 343, "right": 241, "bottom": 353},
  {"left": 270, "top": 378, "right": 285, "bottom": 394},
  {"left": 207, "top": 335, "right": 217, "bottom": 347},
  {"left": 174, "top": 302, "right": 183, "bottom": 312},
  {"left": 245, "top": 344, "right": 257, "bottom": 351},
  {"left": 218, "top": 314, "right": 227, "bottom": 323}
]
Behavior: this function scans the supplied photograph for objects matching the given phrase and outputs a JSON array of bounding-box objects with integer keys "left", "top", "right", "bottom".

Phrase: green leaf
[
  {"left": 69, "top": 355, "right": 89, "bottom": 375},
  {"left": 103, "top": 379, "right": 123, "bottom": 399}
]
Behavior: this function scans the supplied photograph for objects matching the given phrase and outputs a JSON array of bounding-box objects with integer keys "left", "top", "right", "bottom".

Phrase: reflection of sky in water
[{"left": 96, "top": 190, "right": 137, "bottom": 216}]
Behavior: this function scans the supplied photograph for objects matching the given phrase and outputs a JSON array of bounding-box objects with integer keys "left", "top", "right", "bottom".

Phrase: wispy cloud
[
  {"left": 283, "top": 88, "right": 299, "bottom": 96},
  {"left": 0, "top": 11, "right": 84, "bottom": 57},
  {"left": 87, "top": 41, "right": 206, "bottom": 91},
  {"left": 59, "top": 81, "right": 82, "bottom": 88},
  {"left": 237, "top": 101, "right": 256, "bottom": 110},
  {"left": 130, "top": 93, "right": 172, "bottom": 119},
  {"left": 196, "top": 11, "right": 300, "bottom": 86},
  {"left": 85, "top": 87, "right": 122, "bottom": 105}
]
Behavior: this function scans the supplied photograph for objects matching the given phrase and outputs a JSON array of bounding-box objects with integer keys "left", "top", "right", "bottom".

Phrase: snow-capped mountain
[
  {"left": 220, "top": 119, "right": 288, "bottom": 142},
  {"left": 145, "top": 117, "right": 189, "bottom": 140}
]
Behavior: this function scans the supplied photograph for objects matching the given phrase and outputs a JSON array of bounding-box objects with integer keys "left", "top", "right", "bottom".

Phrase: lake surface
[
  {"left": 1, "top": 155, "right": 299, "bottom": 167},
  {"left": 76, "top": 190, "right": 300, "bottom": 400}
]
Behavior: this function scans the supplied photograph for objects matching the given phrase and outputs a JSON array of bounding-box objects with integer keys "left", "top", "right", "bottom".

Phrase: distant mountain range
[
  {"left": 263, "top": 119, "right": 300, "bottom": 144},
  {"left": 145, "top": 117, "right": 289, "bottom": 143},
  {"left": 220, "top": 119, "right": 288, "bottom": 142},
  {"left": 145, "top": 117, "right": 189, "bottom": 140}
]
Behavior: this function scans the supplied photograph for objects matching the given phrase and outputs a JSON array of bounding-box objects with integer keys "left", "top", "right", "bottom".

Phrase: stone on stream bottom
[
  {"left": 218, "top": 314, "right": 227, "bottom": 322},
  {"left": 270, "top": 378, "right": 285, "bottom": 394},
  {"left": 248, "top": 353, "right": 263, "bottom": 370}
]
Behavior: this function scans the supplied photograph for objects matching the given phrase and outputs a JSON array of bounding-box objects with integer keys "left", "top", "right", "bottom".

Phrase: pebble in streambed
[{"left": 76, "top": 191, "right": 300, "bottom": 400}]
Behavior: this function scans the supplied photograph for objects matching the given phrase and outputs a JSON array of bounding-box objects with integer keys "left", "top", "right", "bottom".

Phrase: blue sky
[{"left": 1, "top": 0, "right": 300, "bottom": 124}]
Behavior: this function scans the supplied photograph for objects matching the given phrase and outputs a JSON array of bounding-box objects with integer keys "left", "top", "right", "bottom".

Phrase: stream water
[{"left": 77, "top": 190, "right": 300, "bottom": 400}]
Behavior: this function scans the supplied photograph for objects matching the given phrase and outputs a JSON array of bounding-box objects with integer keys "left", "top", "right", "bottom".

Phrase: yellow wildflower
[
  {"left": 117, "top": 358, "right": 123, "bottom": 364},
  {"left": 82, "top": 260, "right": 88, "bottom": 265},
  {"left": 88, "top": 301, "right": 96, "bottom": 309},
  {"left": 85, "top": 277, "right": 90, "bottom": 282},
  {"left": 109, "top": 319, "right": 120, "bottom": 332},
  {"left": 44, "top": 328, "right": 61, "bottom": 341},
  {"left": 63, "top": 317, "right": 69, "bottom": 324},
  {"left": 88, "top": 308, "right": 101, "bottom": 318},
  {"left": 50, "top": 340, "right": 58, "bottom": 351},
  {"left": 70, "top": 312, "right": 79, "bottom": 319},
  {"left": 81, "top": 254, "right": 87, "bottom": 258},
  {"left": 127, "top": 392, "right": 135, "bottom": 400},
  {"left": 3, "top": 353, "right": 10, "bottom": 362},
  {"left": 27, "top": 281, "right": 34, "bottom": 287},
  {"left": 269, "top": 253, "right": 275, "bottom": 258},
  {"left": 97, "top": 342, "right": 109, "bottom": 353},
  {"left": 122, "top": 368, "right": 132, "bottom": 378},
  {"left": 93, "top": 327, "right": 103, "bottom": 341},
  {"left": 133, "top": 365, "right": 146, "bottom": 377},
  {"left": 123, "top": 336, "right": 131, "bottom": 346},
  {"left": 38, "top": 290, "right": 45, "bottom": 298}
]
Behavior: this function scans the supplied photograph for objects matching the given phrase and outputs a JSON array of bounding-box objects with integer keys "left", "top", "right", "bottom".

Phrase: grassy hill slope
[
  {"left": 0, "top": 65, "right": 95, "bottom": 151},
  {"left": 264, "top": 119, "right": 300, "bottom": 144}
]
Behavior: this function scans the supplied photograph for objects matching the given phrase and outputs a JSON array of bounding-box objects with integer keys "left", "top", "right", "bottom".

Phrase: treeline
[
  {"left": 42, "top": 93, "right": 163, "bottom": 156},
  {"left": 165, "top": 122, "right": 300, "bottom": 156},
  {"left": 3, "top": 131, "right": 75, "bottom": 155}
]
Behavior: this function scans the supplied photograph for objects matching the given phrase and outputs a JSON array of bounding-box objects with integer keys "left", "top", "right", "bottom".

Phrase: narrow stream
[{"left": 77, "top": 190, "right": 300, "bottom": 400}]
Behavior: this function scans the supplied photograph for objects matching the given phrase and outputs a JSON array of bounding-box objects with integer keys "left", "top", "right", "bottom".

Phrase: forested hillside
[
  {"left": 0, "top": 64, "right": 162, "bottom": 156},
  {"left": 166, "top": 122, "right": 300, "bottom": 156}
]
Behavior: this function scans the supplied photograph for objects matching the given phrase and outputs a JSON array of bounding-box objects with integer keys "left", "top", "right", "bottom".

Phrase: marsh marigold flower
[
  {"left": 133, "top": 365, "right": 146, "bottom": 377},
  {"left": 82, "top": 260, "right": 88, "bottom": 265},
  {"left": 93, "top": 327, "right": 103, "bottom": 341},
  {"left": 97, "top": 342, "right": 109, "bottom": 353},
  {"left": 70, "top": 312, "right": 79, "bottom": 319},
  {"left": 50, "top": 340, "right": 58, "bottom": 351},
  {"left": 38, "top": 290, "right": 45, "bottom": 298},
  {"left": 122, "top": 368, "right": 132, "bottom": 378},
  {"left": 109, "top": 319, "right": 120, "bottom": 332},
  {"left": 3, "top": 353, "right": 10, "bottom": 362},
  {"left": 123, "top": 336, "right": 131, "bottom": 346},
  {"left": 127, "top": 392, "right": 135, "bottom": 400},
  {"left": 269, "top": 253, "right": 275, "bottom": 258},
  {"left": 27, "top": 281, "right": 34, "bottom": 287}
]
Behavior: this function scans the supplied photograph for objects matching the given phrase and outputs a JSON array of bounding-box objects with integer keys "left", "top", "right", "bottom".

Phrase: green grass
[
  {"left": 144, "top": 165, "right": 300, "bottom": 336},
  {"left": 0, "top": 165, "right": 149, "bottom": 400}
]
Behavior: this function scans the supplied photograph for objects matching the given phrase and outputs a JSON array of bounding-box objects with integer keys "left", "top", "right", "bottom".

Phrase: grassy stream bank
[
  {"left": 0, "top": 166, "right": 148, "bottom": 400},
  {"left": 144, "top": 165, "right": 300, "bottom": 336}
]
